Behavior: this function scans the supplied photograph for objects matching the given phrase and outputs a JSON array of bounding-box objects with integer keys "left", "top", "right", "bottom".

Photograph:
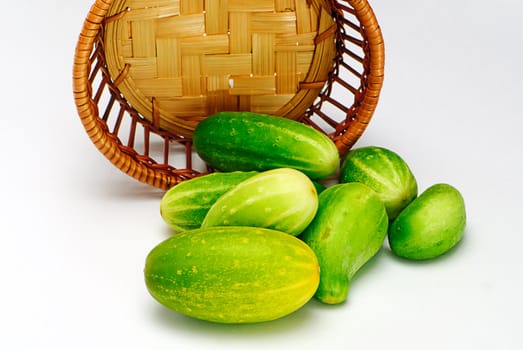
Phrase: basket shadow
[{"left": 88, "top": 173, "right": 166, "bottom": 201}]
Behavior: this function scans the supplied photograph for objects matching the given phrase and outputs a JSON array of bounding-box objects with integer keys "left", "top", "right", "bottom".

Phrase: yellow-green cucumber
[
  {"left": 300, "top": 183, "right": 388, "bottom": 304},
  {"left": 193, "top": 111, "right": 340, "bottom": 180},
  {"left": 201, "top": 168, "right": 318, "bottom": 236},
  {"left": 144, "top": 226, "right": 320, "bottom": 324},
  {"left": 160, "top": 171, "right": 258, "bottom": 232}
]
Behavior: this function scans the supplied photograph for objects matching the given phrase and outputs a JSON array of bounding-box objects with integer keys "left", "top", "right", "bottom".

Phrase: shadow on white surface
[{"left": 148, "top": 298, "right": 316, "bottom": 337}]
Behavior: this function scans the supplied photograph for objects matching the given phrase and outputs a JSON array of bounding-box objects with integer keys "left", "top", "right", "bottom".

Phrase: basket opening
[
  {"left": 73, "top": 0, "right": 385, "bottom": 189},
  {"left": 103, "top": 0, "right": 338, "bottom": 138}
]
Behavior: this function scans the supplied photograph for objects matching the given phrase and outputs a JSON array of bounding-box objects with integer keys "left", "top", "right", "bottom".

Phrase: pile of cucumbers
[{"left": 145, "top": 112, "right": 466, "bottom": 324}]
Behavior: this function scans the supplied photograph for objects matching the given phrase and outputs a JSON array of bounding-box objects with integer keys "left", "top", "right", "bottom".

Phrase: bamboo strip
[
  {"left": 202, "top": 54, "right": 252, "bottom": 75},
  {"left": 229, "top": 12, "right": 251, "bottom": 54},
  {"left": 206, "top": 90, "right": 238, "bottom": 114},
  {"left": 276, "top": 51, "right": 298, "bottom": 94},
  {"left": 229, "top": 75, "right": 276, "bottom": 95},
  {"left": 156, "top": 13, "right": 205, "bottom": 37},
  {"left": 295, "top": 0, "right": 312, "bottom": 33},
  {"left": 296, "top": 51, "right": 314, "bottom": 79},
  {"left": 250, "top": 94, "right": 294, "bottom": 114},
  {"left": 125, "top": 4, "right": 181, "bottom": 21},
  {"left": 160, "top": 96, "right": 207, "bottom": 115},
  {"left": 131, "top": 20, "right": 156, "bottom": 57},
  {"left": 180, "top": 0, "right": 203, "bottom": 14},
  {"left": 122, "top": 57, "right": 157, "bottom": 78},
  {"left": 228, "top": 0, "right": 274, "bottom": 12},
  {"left": 128, "top": 0, "right": 178, "bottom": 9},
  {"left": 134, "top": 78, "right": 183, "bottom": 97},
  {"left": 250, "top": 12, "right": 297, "bottom": 34},
  {"left": 207, "top": 75, "right": 230, "bottom": 92},
  {"left": 180, "top": 34, "right": 229, "bottom": 55},
  {"left": 181, "top": 55, "right": 203, "bottom": 95},
  {"left": 252, "top": 33, "right": 275, "bottom": 75},
  {"left": 118, "top": 39, "right": 133, "bottom": 57},
  {"left": 156, "top": 37, "right": 180, "bottom": 77},
  {"left": 205, "top": 0, "right": 228, "bottom": 34},
  {"left": 238, "top": 95, "right": 251, "bottom": 110},
  {"left": 275, "top": 32, "right": 316, "bottom": 52},
  {"left": 275, "top": 0, "right": 295, "bottom": 11}
]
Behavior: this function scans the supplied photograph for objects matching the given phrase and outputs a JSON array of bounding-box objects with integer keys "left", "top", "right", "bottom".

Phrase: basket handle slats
[
  {"left": 333, "top": 74, "right": 361, "bottom": 96},
  {"left": 339, "top": 59, "right": 363, "bottom": 80},
  {"left": 73, "top": 1, "right": 181, "bottom": 189},
  {"left": 111, "top": 106, "right": 126, "bottom": 135},
  {"left": 162, "top": 137, "right": 170, "bottom": 165},
  {"left": 334, "top": 0, "right": 384, "bottom": 153},
  {"left": 101, "top": 94, "right": 117, "bottom": 122}
]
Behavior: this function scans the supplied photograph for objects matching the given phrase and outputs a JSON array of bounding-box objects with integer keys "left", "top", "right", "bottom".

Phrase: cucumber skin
[
  {"left": 160, "top": 171, "right": 258, "bottom": 232},
  {"left": 312, "top": 181, "right": 327, "bottom": 194},
  {"left": 201, "top": 168, "right": 319, "bottom": 236},
  {"left": 388, "top": 183, "right": 466, "bottom": 260},
  {"left": 193, "top": 112, "right": 340, "bottom": 180},
  {"left": 300, "top": 183, "right": 388, "bottom": 304},
  {"left": 340, "top": 146, "right": 418, "bottom": 220},
  {"left": 144, "top": 226, "right": 320, "bottom": 324}
]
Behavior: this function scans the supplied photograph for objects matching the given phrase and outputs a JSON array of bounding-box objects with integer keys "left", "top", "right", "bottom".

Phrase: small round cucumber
[
  {"left": 144, "top": 226, "right": 320, "bottom": 324},
  {"left": 193, "top": 111, "right": 340, "bottom": 180},
  {"left": 160, "top": 171, "right": 258, "bottom": 232},
  {"left": 340, "top": 146, "right": 418, "bottom": 220},
  {"left": 388, "top": 183, "right": 466, "bottom": 260},
  {"left": 201, "top": 168, "right": 318, "bottom": 236},
  {"left": 300, "top": 183, "right": 388, "bottom": 304}
]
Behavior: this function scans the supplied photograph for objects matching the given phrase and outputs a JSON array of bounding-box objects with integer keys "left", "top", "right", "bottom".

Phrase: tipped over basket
[{"left": 73, "top": 0, "right": 385, "bottom": 190}]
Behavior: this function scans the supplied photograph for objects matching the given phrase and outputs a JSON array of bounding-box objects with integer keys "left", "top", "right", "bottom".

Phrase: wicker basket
[{"left": 73, "top": 0, "right": 384, "bottom": 190}]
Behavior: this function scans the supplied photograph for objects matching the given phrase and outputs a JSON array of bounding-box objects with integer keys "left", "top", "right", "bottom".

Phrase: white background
[{"left": 1, "top": 0, "right": 522, "bottom": 349}]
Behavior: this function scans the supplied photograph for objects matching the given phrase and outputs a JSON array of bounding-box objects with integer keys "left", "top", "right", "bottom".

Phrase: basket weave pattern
[
  {"left": 73, "top": 0, "right": 385, "bottom": 190},
  {"left": 104, "top": 0, "right": 337, "bottom": 137}
]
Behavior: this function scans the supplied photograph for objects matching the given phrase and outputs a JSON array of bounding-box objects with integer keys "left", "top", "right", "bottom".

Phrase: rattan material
[
  {"left": 73, "top": 0, "right": 385, "bottom": 190},
  {"left": 103, "top": 0, "right": 337, "bottom": 137}
]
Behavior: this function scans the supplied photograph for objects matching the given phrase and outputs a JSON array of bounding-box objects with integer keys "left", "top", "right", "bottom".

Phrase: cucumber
[
  {"left": 388, "top": 183, "right": 466, "bottom": 260},
  {"left": 144, "top": 226, "right": 320, "bottom": 324},
  {"left": 312, "top": 180, "right": 327, "bottom": 194},
  {"left": 201, "top": 168, "right": 318, "bottom": 236},
  {"left": 340, "top": 146, "right": 418, "bottom": 220},
  {"left": 160, "top": 171, "right": 258, "bottom": 232},
  {"left": 300, "top": 183, "right": 388, "bottom": 304},
  {"left": 193, "top": 111, "right": 340, "bottom": 180}
]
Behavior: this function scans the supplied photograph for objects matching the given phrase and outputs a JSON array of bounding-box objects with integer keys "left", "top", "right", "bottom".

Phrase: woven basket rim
[{"left": 72, "top": 0, "right": 385, "bottom": 190}]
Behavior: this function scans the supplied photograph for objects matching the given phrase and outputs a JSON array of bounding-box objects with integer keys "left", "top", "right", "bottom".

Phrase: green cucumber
[
  {"left": 144, "top": 226, "right": 320, "bottom": 324},
  {"left": 312, "top": 181, "right": 327, "bottom": 194},
  {"left": 340, "top": 146, "right": 418, "bottom": 220},
  {"left": 300, "top": 183, "right": 388, "bottom": 304},
  {"left": 160, "top": 171, "right": 258, "bottom": 232},
  {"left": 201, "top": 168, "right": 318, "bottom": 236},
  {"left": 388, "top": 183, "right": 466, "bottom": 260},
  {"left": 193, "top": 111, "right": 340, "bottom": 180}
]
